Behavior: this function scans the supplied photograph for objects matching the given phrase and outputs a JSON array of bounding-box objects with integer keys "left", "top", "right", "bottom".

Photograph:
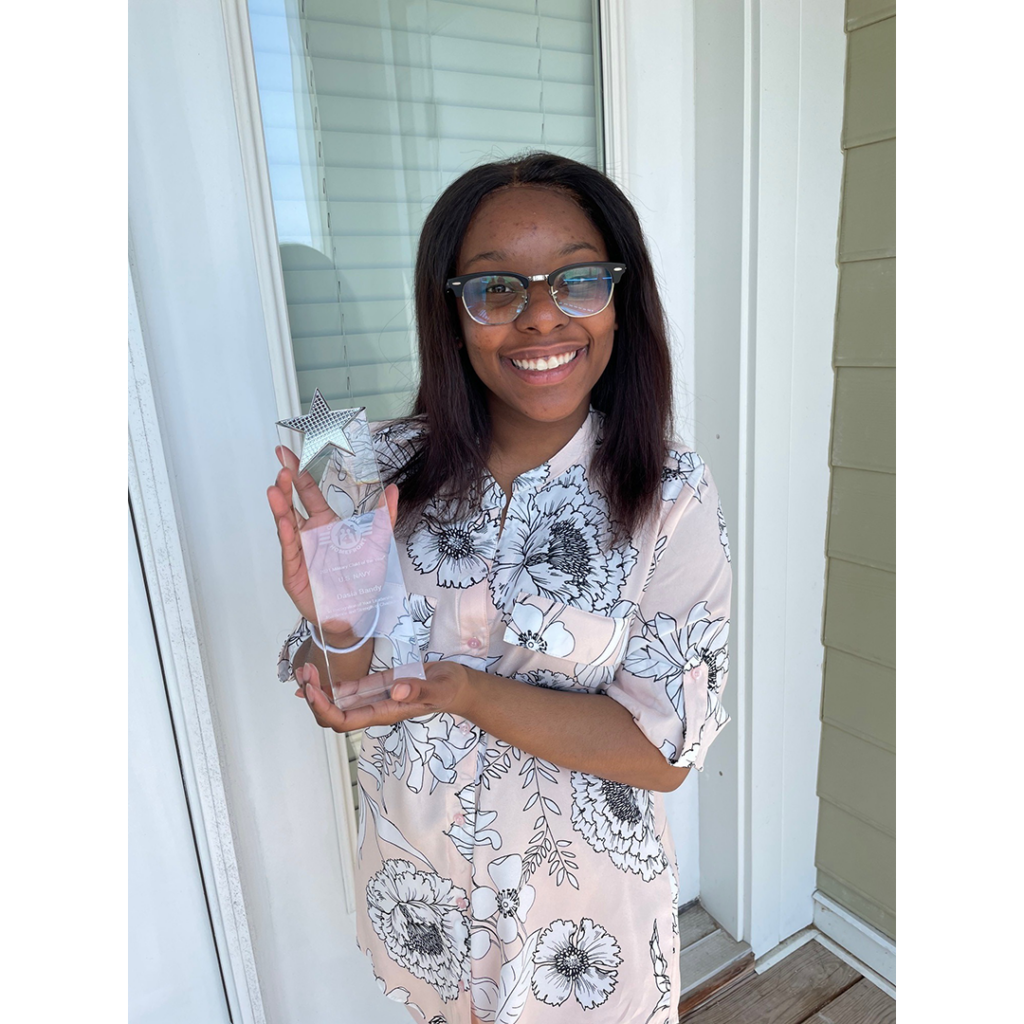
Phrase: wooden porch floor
[{"left": 675, "top": 903, "right": 895, "bottom": 1023}]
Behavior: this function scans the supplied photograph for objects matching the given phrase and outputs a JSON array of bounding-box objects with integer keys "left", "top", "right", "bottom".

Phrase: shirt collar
[{"left": 505, "top": 406, "right": 604, "bottom": 492}]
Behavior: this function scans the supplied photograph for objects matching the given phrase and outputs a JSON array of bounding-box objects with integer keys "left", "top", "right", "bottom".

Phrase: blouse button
[
  {"left": 459, "top": 721, "right": 473, "bottom": 735},
  {"left": 467, "top": 637, "right": 481, "bottom": 649},
  {"left": 453, "top": 812, "right": 466, "bottom": 826}
]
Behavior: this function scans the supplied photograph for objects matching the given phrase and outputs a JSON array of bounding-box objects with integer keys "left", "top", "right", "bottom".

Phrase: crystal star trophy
[{"left": 277, "top": 390, "right": 424, "bottom": 710}]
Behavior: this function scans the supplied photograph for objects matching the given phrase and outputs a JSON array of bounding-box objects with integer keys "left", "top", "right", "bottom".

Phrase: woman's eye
[{"left": 485, "top": 283, "right": 512, "bottom": 294}]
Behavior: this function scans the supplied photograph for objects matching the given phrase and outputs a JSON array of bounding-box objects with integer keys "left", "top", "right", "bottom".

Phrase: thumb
[{"left": 384, "top": 483, "right": 399, "bottom": 529}]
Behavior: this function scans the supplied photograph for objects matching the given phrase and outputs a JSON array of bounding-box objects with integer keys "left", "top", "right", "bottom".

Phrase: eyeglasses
[{"left": 446, "top": 261, "right": 627, "bottom": 325}]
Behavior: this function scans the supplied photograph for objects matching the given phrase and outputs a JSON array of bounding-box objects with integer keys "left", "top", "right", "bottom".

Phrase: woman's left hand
[{"left": 293, "top": 659, "right": 475, "bottom": 732}]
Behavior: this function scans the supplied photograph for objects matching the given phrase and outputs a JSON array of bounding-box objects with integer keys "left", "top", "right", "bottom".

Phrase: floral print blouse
[{"left": 279, "top": 408, "right": 732, "bottom": 1024}]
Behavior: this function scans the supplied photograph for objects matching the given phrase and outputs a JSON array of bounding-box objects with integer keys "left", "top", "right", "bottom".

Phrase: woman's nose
[{"left": 516, "top": 281, "right": 569, "bottom": 332}]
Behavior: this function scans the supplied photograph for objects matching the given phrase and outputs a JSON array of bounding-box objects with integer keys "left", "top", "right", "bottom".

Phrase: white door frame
[{"left": 691, "top": 0, "right": 846, "bottom": 956}]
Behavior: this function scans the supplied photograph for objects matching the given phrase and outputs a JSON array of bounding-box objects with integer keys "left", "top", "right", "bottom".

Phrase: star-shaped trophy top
[{"left": 277, "top": 389, "right": 363, "bottom": 474}]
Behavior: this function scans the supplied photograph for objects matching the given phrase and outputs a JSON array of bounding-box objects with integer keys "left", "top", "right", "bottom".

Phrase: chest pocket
[{"left": 502, "top": 591, "right": 632, "bottom": 671}]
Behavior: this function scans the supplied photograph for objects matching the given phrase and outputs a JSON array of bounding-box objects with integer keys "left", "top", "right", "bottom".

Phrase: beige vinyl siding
[{"left": 814, "top": 0, "right": 896, "bottom": 942}]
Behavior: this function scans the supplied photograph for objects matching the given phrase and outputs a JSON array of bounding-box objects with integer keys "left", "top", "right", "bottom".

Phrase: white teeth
[{"left": 510, "top": 349, "right": 580, "bottom": 371}]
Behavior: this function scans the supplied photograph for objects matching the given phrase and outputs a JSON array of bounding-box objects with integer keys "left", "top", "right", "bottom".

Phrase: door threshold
[{"left": 676, "top": 902, "right": 755, "bottom": 1020}]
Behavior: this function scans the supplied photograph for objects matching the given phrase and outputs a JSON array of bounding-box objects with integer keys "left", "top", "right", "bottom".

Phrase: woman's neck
[{"left": 486, "top": 400, "right": 591, "bottom": 494}]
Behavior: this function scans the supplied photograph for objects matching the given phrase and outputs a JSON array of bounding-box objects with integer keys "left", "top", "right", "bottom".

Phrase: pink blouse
[{"left": 279, "top": 408, "right": 732, "bottom": 1024}]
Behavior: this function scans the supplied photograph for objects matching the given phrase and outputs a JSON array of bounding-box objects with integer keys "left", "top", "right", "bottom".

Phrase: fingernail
[
  {"left": 305, "top": 683, "right": 316, "bottom": 705},
  {"left": 393, "top": 683, "right": 410, "bottom": 700}
]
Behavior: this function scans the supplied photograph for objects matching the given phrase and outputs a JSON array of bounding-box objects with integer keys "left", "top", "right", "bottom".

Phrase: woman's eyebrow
[
  {"left": 463, "top": 249, "right": 509, "bottom": 267},
  {"left": 463, "top": 241, "right": 601, "bottom": 268},
  {"left": 558, "top": 241, "right": 601, "bottom": 258}
]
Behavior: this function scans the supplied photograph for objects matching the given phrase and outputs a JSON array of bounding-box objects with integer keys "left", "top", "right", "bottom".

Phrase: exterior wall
[{"left": 814, "top": 0, "right": 896, "bottom": 941}]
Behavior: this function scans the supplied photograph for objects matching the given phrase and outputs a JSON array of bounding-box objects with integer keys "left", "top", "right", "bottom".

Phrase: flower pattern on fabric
[
  {"left": 683, "top": 602, "right": 730, "bottom": 699},
  {"left": 444, "top": 784, "right": 501, "bottom": 862},
  {"left": 490, "top": 465, "right": 637, "bottom": 615},
  {"left": 365, "top": 859, "right": 471, "bottom": 1002},
  {"left": 470, "top": 854, "right": 537, "bottom": 949},
  {"left": 511, "top": 668, "right": 580, "bottom": 692},
  {"left": 277, "top": 410, "right": 731, "bottom": 1021},
  {"left": 363, "top": 714, "right": 478, "bottom": 795},
  {"left": 277, "top": 617, "right": 311, "bottom": 682},
  {"left": 573, "top": 662, "right": 616, "bottom": 694},
  {"left": 407, "top": 506, "right": 498, "bottom": 589},
  {"left": 622, "top": 601, "right": 730, "bottom": 766},
  {"left": 668, "top": 862, "right": 680, "bottom": 941},
  {"left": 717, "top": 501, "right": 731, "bottom": 562},
  {"left": 647, "top": 921, "right": 672, "bottom": 1024},
  {"left": 408, "top": 593, "right": 436, "bottom": 652},
  {"left": 372, "top": 417, "right": 426, "bottom": 479},
  {"left": 662, "top": 449, "right": 707, "bottom": 503},
  {"left": 531, "top": 917, "right": 622, "bottom": 1009},
  {"left": 503, "top": 601, "right": 575, "bottom": 657},
  {"left": 569, "top": 772, "right": 667, "bottom": 881}
]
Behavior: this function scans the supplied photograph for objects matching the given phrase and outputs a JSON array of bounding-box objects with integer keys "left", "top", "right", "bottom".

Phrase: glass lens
[
  {"left": 552, "top": 264, "right": 614, "bottom": 317},
  {"left": 462, "top": 274, "right": 528, "bottom": 324}
]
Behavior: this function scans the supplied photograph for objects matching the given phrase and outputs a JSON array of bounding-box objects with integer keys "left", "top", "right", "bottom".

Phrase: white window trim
[
  {"left": 220, "top": 0, "right": 301, "bottom": 419},
  {"left": 598, "top": 0, "right": 629, "bottom": 189},
  {"left": 128, "top": 259, "right": 267, "bottom": 1023}
]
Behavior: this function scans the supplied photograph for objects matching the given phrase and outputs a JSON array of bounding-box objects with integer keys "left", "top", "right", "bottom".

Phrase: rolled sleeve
[{"left": 606, "top": 464, "right": 733, "bottom": 771}]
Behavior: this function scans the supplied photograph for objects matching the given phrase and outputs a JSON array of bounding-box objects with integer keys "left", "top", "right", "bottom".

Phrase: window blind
[{"left": 249, "top": 0, "right": 602, "bottom": 421}]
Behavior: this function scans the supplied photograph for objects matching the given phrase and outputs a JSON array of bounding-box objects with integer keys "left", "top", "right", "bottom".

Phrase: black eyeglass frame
[{"left": 446, "top": 261, "right": 627, "bottom": 324}]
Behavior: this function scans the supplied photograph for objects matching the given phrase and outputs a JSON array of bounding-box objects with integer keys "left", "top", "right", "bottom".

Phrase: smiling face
[{"left": 453, "top": 186, "right": 617, "bottom": 433}]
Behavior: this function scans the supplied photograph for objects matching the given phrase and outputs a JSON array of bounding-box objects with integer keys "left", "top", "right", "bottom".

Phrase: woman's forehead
[{"left": 458, "top": 187, "right": 606, "bottom": 265}]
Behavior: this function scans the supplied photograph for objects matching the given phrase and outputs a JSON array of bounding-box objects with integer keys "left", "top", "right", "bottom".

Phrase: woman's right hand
[{"left": 266, "top": 445, "right": 329, "bottom": 623}]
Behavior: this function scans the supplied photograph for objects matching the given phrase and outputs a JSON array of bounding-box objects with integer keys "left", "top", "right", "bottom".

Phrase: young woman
[{"left": 268, "top": 152, "right": 732, "bottom": 1024}]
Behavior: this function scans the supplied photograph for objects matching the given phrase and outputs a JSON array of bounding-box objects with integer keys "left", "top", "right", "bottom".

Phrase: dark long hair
[{"left": 390, "top": 151, "right": 673, "bottom": 539}]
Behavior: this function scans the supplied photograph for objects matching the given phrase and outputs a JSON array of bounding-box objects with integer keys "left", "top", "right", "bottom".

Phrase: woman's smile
[{"left": 504, "top": 345, "right": 587, "bottom": 382}]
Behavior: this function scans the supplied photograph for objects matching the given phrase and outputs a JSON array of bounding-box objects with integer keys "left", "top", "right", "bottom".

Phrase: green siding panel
[
  {"left": 823, "top": 559, "right": 895, "bottom": 669},
  {"left": 817, "top": 723, "right": 895, "bottom": 836},
  {"left": 817, "top": 869, "right": 896, "bottom": 940},
  {"left": 821, "top": 648, "right": 896, "bottom": 751},
  {"left": 831, "top": 368, "right": 896, "bottom": 473},
  {"left": 818, "top": 2, "right": 896, "bottom": 944},
  {"left": 846, "top": 0, "right": 895, "bottom": 31},
  {"left": 835, "top": 258, "right": 895, "bottom": 366},
  {"left": 815, "top": 802, "right": 895, "bottom": 921},
  {"left": 827, "top": 467, "right": 895, "bottom": 571},
  {"left": 838, "top": 139, "right": 896, "bottom": 260},
  {"left": 843, "top": 18, "right": 896, "bottom": 148}
]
